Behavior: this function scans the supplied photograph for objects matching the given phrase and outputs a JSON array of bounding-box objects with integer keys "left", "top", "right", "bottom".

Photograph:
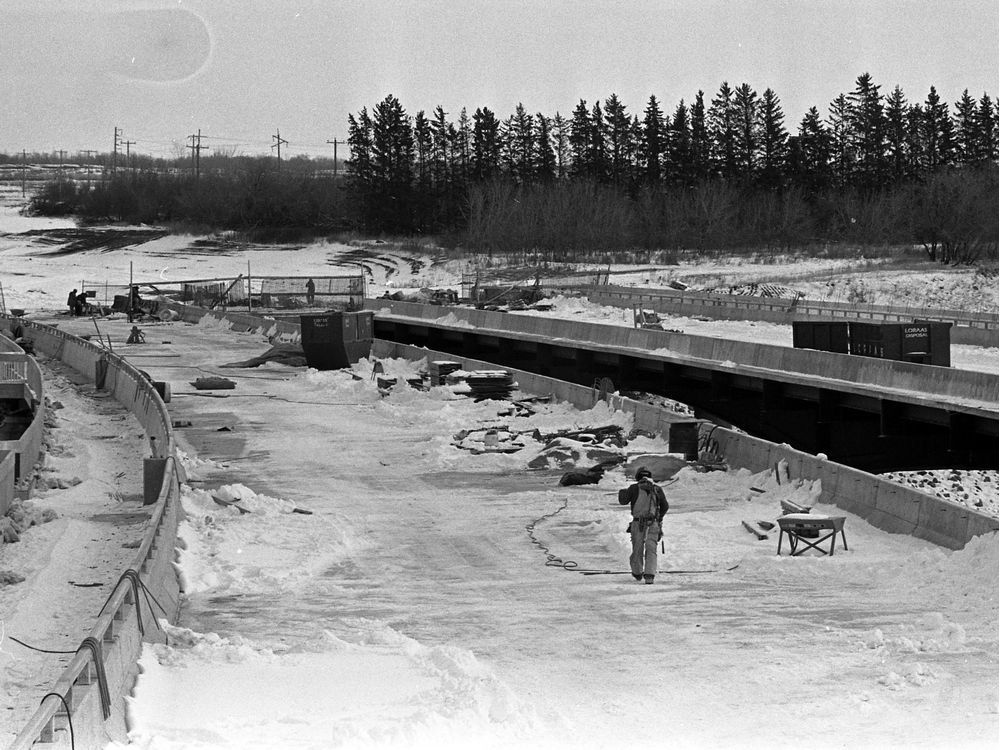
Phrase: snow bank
[
  {"left": 176, "top": 482, "right": 364, "bottom": 596},
  {"left": 115, "top": 622, "right": 536, "bottom": 750}
]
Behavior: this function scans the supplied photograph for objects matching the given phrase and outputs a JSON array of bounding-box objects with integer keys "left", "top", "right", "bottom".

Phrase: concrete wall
[
  {"left": 367, "top": 300, "right": 999, "bottom": 409},
  {"left": 699, "top": 425, "right": 998, "bottom": 549},
  {"left": 2, "top": 315, "right": 184, "bottom": 750},
  {"left": 583, "top": 286, "right": 999, "bottom": 347}
]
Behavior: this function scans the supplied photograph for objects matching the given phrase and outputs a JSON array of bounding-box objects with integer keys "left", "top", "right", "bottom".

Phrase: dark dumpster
[
  {"left": 300, "top": 311, "right": 375, "bottom": 370},
  {"left": 792, "top": 321, "right": 850, "bottom": 353}
]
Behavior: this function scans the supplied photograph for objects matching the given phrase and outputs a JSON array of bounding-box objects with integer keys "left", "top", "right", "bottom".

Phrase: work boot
[
  {"left": 643, "top": 575, "right": 654, "bottom": 585},
  {"left": 632, "top": 573, "right": 642, "bottom": 581}
]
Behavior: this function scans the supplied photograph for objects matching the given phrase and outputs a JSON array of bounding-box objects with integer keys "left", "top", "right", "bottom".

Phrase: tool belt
[{"left": 626, "top": 517, "right": 658, "bottom": 534}]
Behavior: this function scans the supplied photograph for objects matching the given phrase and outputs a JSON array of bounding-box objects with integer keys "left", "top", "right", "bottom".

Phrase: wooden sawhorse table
[{"left": 776, "top": 514, "right": 848, "bottom": 557}]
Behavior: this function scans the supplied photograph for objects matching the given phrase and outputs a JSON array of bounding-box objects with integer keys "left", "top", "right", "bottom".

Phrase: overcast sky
[{"left": 2, "top": 0, "right": 997, "bottom": 158}]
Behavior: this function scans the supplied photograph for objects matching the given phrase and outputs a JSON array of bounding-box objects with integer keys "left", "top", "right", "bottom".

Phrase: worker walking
[
  {"left": 305, "top": 278, "right": 316, "bottom": 305},
  {"left": 619, "top": 467, "right": 669, "bottom": 584},
  {"left": 67, "top": 288, "right": 78, "bottom": 315}
]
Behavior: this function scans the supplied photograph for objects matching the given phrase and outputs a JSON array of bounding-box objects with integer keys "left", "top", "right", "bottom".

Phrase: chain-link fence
[{"left": 79, "top": 273, "right": 365, "bottom": 313}]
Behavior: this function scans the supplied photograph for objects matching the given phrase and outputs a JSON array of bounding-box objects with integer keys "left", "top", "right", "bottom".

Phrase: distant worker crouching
[{"left": 619, "top": 467, "right": 669, "bottom": 584}]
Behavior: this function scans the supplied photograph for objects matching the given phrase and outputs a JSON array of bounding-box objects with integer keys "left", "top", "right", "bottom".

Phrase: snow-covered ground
[
  {"left": 19, "top": 316, "right": 998, "bottom": 750},
  {"left": 604, "top": 256, "right": 999, "bottom": 314},
  {"left": 0, "top": 198, "right": 997, "bottom": 749}
]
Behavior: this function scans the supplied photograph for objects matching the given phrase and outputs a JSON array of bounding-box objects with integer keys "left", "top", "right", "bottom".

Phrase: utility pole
[
  {"left": 326, "top": 138, "right": 342, "bottom": 180},
  {"left": 123, "top": 140, "right": 136, "bottom": 173},
  {"left": 57, "top": 149, "right": 67, "bottom": 199},
  {"left": 112, "top": 127, "right": 122, "bottom": 174},
  {"left": 187, "top": 129, "right": 206, "bottom": 178},
  {"left": 80, "top": 150, "right": 99, "bottom": 188},
  {"left": 271, "top": 129, "right": 288, "bottom": 171}
]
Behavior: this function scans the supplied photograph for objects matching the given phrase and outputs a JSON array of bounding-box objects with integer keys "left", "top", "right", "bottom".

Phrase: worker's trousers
[{"left": 629, "top": 519, "right": 661, "bottom": 577}]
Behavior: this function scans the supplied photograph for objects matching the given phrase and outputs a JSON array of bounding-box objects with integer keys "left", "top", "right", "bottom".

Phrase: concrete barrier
[
  {"left": 703, "top": 424, "right": 997, "bottom": 550},
  {"left": 2, "top": 315, "right": 183, "bottom": 750}
]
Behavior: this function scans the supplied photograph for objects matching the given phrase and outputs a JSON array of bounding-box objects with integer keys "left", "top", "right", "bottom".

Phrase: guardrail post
[
  {"left": 143, "top": 458, "right": 168, "bottom": 505},
  {"left": 95, "top": 355, "right": 108, "bottom": 391}
]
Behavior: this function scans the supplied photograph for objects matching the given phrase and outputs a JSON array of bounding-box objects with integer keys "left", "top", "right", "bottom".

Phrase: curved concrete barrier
[
  {"left": 1, "top": 316, "right": 184, "bottom": 750},
  {"left": 701, "top": 424, "right": 998, "bottom": 550}
]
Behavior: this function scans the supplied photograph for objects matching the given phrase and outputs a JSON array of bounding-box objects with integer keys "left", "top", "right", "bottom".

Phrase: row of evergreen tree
[{"left": 347, "top": 74, "right": 998, "bottom": 232}]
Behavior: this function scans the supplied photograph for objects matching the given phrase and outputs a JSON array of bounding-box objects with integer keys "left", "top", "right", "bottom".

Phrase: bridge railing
[
  {"left": 572, "top": 285, "right": 999, "bottom": 346},
  {"left": 582, "top": 284, "right": 999, "bottom": 328}
]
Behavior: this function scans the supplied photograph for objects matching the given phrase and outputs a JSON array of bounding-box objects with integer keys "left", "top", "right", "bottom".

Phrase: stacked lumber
[
  {"left": 465, "top": 370, "right": 516, "bottom": 400},
  {"left": 429, "top": 360, "right": 463, "bottom": 386}
]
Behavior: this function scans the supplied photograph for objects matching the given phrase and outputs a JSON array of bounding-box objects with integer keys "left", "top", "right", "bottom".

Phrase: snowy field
[{"left": 0, "top": 196, "right": 997, "bottom": 749}]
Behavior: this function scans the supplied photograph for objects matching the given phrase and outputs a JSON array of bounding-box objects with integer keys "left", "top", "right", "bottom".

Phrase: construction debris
[
  {"left": 559, "top": 463, "right": 617, "bottom": 486},
  {"left": 221, "top": 344, "right": 308, "bottom": 368},
  {"left": 191, "top": 376, "right": 237, "bottom": 390},
  {"left": 429, "top": 360, "right": 462, "bottom": 386},
  {"left": 741, "top": 520, "right": 768, "bottom": 540},
  {"left": 444, "top": 370, "right": 517, "bottom": 401}
]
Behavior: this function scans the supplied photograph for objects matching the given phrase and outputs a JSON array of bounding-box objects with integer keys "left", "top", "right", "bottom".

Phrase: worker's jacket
[{"left": 618, "top": 480, "right": 669, "bottom": 522}]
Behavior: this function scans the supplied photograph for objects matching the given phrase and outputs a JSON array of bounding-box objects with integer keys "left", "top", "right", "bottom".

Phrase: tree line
[
  {"left": 346, "top": 74, "right": 997, "bottom": 240},
  {"left": 24, "top": 73, "right": 999, "bottom": 260}
]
